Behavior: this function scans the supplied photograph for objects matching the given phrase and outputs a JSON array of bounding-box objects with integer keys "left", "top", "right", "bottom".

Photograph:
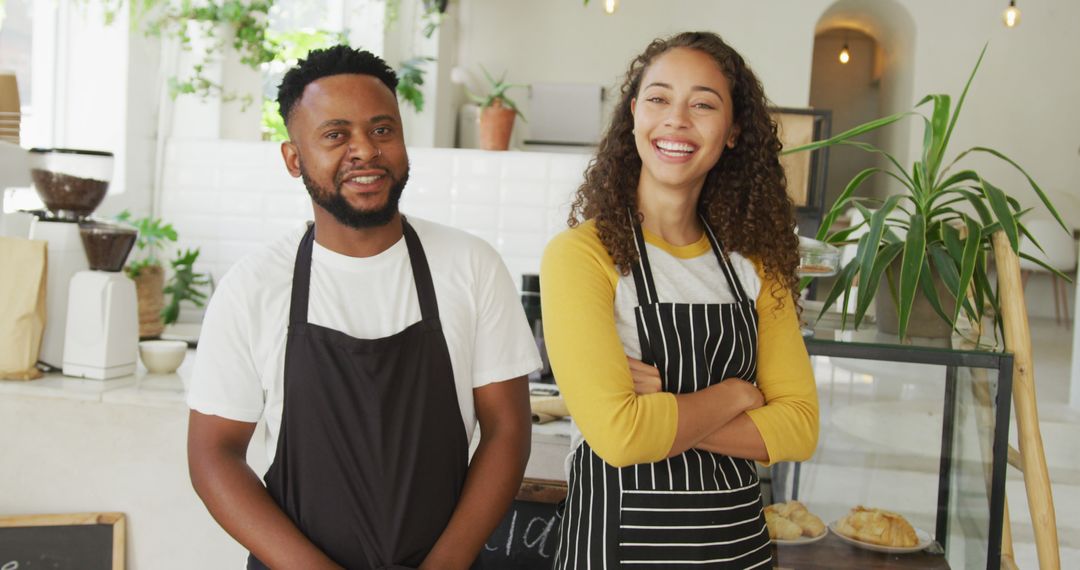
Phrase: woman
[{"left": 541, "top": 31, "right": 819, "bottom": 568}]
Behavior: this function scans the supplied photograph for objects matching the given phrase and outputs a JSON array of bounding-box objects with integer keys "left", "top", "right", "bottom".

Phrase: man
[{"left": 186, "top": 45, "right": 538, "bottom": 569}]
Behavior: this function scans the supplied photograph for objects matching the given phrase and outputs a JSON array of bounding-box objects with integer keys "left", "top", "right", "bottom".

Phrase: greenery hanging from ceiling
[{"left": 83, "top": 0, "right": 602, "bottom": 128}]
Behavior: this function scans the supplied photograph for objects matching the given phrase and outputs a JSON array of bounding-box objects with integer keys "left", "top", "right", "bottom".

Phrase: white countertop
[
  {"left": 0, "top": 349, "right": 192, "bottom": 409},
  {"left": 2, "top": 351, "right": 572, "bottom": 480}
]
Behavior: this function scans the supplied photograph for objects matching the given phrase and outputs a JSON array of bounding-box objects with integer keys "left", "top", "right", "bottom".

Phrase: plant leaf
[
  {"left": 1018, "top": 252, "right": 1074, "bottom": 282},
  {"left": 853, "top": 242, "right": 904, "bottom": 325},
  {"left": 815, "top": 168, "right": 882, "bottom": 240},
  {"left": 970, "top": 146, "right": 1068, "bottom": 231},
  {"left": 856, "top": 194, "right": 904, "bottom": 314},
  {"left": 922, "top": 94, "right": 951, "bottom": 183},
  {"left": 919, "top": 251, "right": 955, "bottom": 328},
  {"left": 937, "top": 44, "right": 987, "bottom": 187},
  {"left": 980, "top": 177, "right": 1019, "bottom": 252},
  {"left": 897, "top": 213, "right": 927, "bottom": 339},
  {"left": 782, "top": 111, "right": 915, "bottom": 155},
  {"left": 816, "top": 257, "right": 860, "bottom": 324}
]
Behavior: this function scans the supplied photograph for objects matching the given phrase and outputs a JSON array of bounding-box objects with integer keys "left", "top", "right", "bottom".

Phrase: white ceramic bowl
[{"left": 138, "top": 340, "right": 188, "bottom": 374}]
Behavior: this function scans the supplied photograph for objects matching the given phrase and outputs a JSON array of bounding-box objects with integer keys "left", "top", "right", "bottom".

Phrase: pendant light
[
  {"left": 1002, "top": 0, "right": 1021, "bottom": 28},
  {"left": 604, "top": 0, "right": 618, "bottom": 15},
  {"left": 839, "top": 33, "right": 851, "bottom": 65}
]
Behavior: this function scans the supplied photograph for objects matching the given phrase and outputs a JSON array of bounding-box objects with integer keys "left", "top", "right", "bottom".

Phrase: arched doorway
[
  {"left": 810, "top": 0, "right": 917, "bottom": 206},
  {"left": 810, "top": 27, "right": 881, "bottom": 208}
]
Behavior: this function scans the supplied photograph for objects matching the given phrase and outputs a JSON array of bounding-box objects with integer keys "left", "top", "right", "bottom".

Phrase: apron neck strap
[
  {"left": 400, "top": 217, "right": 440, "bottom": 322},
  {"left": 628, "top": 208, "right": 659, "bottom": 306},
  {"left": 289, "top": 217, "right": 440, "bottom": 327},
  {"left": 290, "top": 223, "right": 316, "bottom": 326},
  {"left": 700, "top": 220, "right": 750, "bottom": 303}
]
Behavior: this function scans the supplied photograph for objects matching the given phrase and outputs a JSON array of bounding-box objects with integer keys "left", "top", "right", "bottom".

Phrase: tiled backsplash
[{"left": 161, "top": 139, "right": 590, "bottom": 299}]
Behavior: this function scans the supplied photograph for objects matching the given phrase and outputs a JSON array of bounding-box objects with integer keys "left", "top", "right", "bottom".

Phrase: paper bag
[{"left": 0, "top": 237, "right": 47, "bottom": 380}]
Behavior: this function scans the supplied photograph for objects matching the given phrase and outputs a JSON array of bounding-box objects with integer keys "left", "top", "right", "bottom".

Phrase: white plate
[
  {"left": 772, "top": 527, "right": 828, "bottom": 546},
  {"left": 828, "top": 520, "right": 933, "bottom": 553}
]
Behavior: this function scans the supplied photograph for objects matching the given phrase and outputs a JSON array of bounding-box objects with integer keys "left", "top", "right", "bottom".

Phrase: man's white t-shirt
[{"left": 187, "top": 217, "right": 542, "bottom": 465}]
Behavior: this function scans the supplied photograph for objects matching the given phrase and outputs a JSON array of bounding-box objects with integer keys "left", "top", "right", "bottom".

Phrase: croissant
[
  {"left": 765, "top": 511, "right": 803, "bottom": 540},
  {"left": 836, "top": 506, "right": 918, "bottom": 547}
]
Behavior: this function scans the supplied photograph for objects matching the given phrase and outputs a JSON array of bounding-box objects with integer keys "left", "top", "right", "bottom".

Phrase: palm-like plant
[{"left": 786, "top": 45, "right": 1068, "bottom": 340}]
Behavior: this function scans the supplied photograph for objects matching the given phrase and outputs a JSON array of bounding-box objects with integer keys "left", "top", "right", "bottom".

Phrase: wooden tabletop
[{"left": 772, "top": 534, "right": 949, "bottom": 569}]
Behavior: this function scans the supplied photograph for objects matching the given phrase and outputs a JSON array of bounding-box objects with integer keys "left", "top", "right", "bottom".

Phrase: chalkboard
[
  {"left": 480, "top": 479, "right": 566, "bottom": 569},
  {"left": 0, "top": 513, "right": 125, "bottom": 570}
]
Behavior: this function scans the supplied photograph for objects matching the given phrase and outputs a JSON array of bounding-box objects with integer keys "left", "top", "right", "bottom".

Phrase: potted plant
[
  {"left": 786, "top": 46, "right": 1068, "bottom": 341},
  {"left": 116, "top": 211, "right": 212, "bottom": 338},
  {"left": 468, "top": 66, "right": 526, "bottom": 151}
]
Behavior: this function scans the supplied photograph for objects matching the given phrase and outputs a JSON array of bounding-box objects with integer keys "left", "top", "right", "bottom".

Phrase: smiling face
[
  {"left": 281, "top": 73, "right": 409, "bottom": 229},
  {"left": 631, "top": 47, "right": 738, "bottom": 196}
]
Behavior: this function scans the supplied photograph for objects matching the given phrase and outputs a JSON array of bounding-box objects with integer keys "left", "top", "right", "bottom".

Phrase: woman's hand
[
  {"left": 627, "top": 357, "right": 663, "bottom": 394},
  {"left": 626, "top": 357, "right": 765, "bottom": 411}
]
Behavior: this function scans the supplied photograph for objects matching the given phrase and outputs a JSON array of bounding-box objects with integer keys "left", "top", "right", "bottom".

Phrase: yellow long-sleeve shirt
[{"left": 540, "top": 220, "right": 819, "bottom": 468}]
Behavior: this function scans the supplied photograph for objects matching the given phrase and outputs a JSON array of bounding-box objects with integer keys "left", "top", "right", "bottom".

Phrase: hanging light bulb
[
  {"left": 604, "top": 0, "right": 618, "bottom": 14},
  {"left": 1002, "top": 0, "right": 1021, "bottom": 27},
  {"left": 839, "top": 43, "right": 851, "bottom": 64}
]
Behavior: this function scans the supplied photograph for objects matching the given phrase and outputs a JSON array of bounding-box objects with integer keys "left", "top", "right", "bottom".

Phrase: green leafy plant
[
  {"left": 785, "top": 45, "right": 1068, "bottom": 340},
  {"left": 129, "top": 0, "right": 277, "bottom": 109},
  {"left": 162, "top": 248, "right": 211, "bottom": 324},
  {"left": 116, "top": 209, "right": 177, "bottom": 278},
  {"left": 397, "top": 56, "right": 436, "bottom": 112},
  {"left": 468, "top": 66, "right": 526, "bottom": 120},
  {"left": 261, "top": 98, "right": 288, "bottom": 142},
  {"left": 116, "top": 210, "right": 212, "bottom": 325}
]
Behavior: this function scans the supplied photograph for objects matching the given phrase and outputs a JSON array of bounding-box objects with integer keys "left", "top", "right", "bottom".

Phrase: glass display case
[{"left": 771, "top": 319, "right": 1013, "bottom": 570}]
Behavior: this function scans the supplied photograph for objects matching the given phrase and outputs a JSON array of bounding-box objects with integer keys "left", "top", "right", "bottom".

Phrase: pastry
[
  {"left": 835, "top": 506, "right": 918, "bottom": 547},
  {"left": 765, "top": 511, "right": 803, "bottom": 540},
  {"left": 764, "top": 500, "right": 826, "bottom": 539}
]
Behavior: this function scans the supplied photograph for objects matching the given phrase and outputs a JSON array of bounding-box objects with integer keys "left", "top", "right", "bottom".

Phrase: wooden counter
[{"left": 772, "top": 533, "right": 948, "bottom": 569}]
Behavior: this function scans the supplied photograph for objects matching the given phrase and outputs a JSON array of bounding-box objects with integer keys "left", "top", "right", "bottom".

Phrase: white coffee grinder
[
  {"left": 62, "top": 221, "right": 139, "bottom": 379},
  {"left": 24, "top": 148, "right": 118, "bottom": 370}
]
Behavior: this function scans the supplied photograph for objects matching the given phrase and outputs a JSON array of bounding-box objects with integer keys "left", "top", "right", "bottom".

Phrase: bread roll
[
  {"left": 765, "top": 501, "right": 825, "bottom": 539},
  {"left": 790, "top": 509, "right": 826, "bottom": 538},
  {"left": 765, "top": 511, "right": 803, "bottom": 540}
]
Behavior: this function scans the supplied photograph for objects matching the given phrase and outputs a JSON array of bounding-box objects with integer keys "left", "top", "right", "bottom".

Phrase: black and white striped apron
[{"left": 552, "top": 215, "right": 771, "bottom": 569}]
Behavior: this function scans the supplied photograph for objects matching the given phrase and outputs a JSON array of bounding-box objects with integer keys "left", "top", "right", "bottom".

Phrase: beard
[{"left": 300, "top": 161, "right": 410, "bottom": 229}]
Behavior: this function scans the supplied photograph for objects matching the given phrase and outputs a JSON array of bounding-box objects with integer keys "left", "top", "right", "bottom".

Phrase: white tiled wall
[{"left": 160, "top": 138, "right": 589, "bottom": 294}]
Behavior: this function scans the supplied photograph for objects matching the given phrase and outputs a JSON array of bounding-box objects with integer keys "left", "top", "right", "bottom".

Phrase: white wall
[
  {"left": 449, "top": 0, "right": 1080, "bottom": 229},
  {"left": 159, "top": 141, "right": 589, "bottom": 297}
]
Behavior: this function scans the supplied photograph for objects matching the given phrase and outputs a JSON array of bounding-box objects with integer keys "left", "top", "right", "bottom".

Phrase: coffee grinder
[
  {"left": 25, "top": 148, "right": 115, "bottom": 369},
  {"left": 62, "top": 221, "right": 138, "bottom": 379}
]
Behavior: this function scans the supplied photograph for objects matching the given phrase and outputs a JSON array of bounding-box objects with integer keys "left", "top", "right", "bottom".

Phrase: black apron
[
  {"left": 552, "top": 214, "right": 771, "bottom": 569},
  {"left": 248, "top": 220, "right": 469, "bottom": 570}
]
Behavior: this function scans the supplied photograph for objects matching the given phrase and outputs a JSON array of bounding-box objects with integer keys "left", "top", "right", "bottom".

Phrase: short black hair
[{"left": 276, "top": 45, "right": 399, "bottom": 126}]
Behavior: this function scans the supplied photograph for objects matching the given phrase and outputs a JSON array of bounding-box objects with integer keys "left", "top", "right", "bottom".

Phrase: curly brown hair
[{"left": 569, "top": 31, "right": 799, "bottom": 304}]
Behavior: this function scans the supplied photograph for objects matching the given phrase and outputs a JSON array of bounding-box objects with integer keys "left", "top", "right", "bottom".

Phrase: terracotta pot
[
  {"left": 479, "top": 100, "right": 517, "bottom": 151},
  {"left": 133, "top": 264, "right": 166, "bottom": 339},
  {"left": 875, "top": 258, "right": 956, "bottom": 339}
]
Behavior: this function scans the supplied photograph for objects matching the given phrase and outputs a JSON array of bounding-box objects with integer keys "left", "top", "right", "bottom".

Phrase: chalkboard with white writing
[
  {"left": 480, "top": 479, "right": 566, "bottom": 569},
  {"left": 0, "top": 513, "right": 124, "bottom": 570}
]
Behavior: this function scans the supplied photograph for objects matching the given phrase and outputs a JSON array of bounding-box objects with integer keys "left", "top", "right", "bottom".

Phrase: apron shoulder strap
[
  {"left": 700, "top": 218, "right": 751, "bottom": 304},
  {"left": 401, "top": 217, "right": 440, "bottom": 322},
  {"left": 628, "top": 208, "right": 659, "bottom": 306},
  {"left": 289, "top": 222, "right": 316, "bottom": 326}
]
